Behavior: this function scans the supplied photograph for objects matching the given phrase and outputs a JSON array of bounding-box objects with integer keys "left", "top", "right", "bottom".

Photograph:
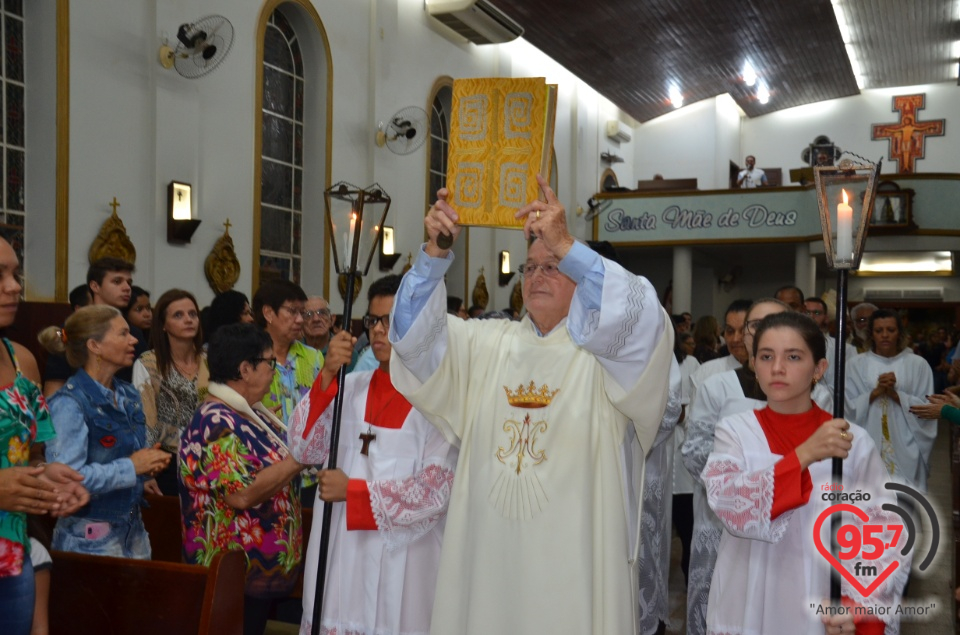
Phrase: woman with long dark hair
[{"left": 132, "top": 289, "right": 208, "bottom": 494}]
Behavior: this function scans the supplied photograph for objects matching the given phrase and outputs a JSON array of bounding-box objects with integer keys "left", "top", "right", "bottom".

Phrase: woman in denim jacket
[{"left": 39, "top": 305, "right": 170, "bottom": 558}]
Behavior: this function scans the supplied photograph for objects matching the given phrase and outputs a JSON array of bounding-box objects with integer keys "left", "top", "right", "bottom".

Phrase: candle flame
[{"left": 841, "top": 189, "right": 849, "bottom": 205}]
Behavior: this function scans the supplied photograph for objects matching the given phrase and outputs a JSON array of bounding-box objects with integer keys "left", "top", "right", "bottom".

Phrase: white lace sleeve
[
  {"left": 369, "top": 462, "right": 456, "bottom": 551},
  {"left": 285, "top": 393, "right": 332, "bottom": 466},
  {"left": 702, "top": 421, "right": 792, "bottom": 543}
]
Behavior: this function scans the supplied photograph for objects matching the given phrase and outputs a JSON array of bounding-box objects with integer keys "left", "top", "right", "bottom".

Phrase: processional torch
[
  {"left": 312, "top": 182, "right": 391, "bottom": 635},
  {"left": 813, "top": 154, "right": 882, "bottom": 603}
]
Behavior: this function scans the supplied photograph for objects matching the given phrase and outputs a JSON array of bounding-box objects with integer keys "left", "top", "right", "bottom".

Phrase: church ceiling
[{"left": 494, "top": 0, "right": 960, "bottom": 122}]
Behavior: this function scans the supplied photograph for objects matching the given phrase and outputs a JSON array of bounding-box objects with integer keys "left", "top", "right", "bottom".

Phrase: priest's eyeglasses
[
  {"left": 518, "top": 262, "right": 560, "bottom": 278},
  {"left": 303, "top": 309, "right": 332, "bottom": 320},
  {"left": 363, "top": 314, "right": 390, "bottom": 330}
]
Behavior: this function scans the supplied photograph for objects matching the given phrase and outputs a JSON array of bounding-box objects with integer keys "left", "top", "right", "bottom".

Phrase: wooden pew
[
  {"left": 142, "top": 494, "right": 315, "bottom": 597},
  {"left": 49, "top": 549, "right": 245, "bottom": 635}
]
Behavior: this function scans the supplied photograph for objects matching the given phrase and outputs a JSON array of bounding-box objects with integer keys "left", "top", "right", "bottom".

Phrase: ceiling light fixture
[
  {"left": 832, "top": 0, "right": 866, "bottom": 89},
  {"left": 756, "top": 80, "right": 770, "bottom": 105},
  {"left": 742, "top": 60, "right": 757, "bottom": 86},
  {"left": 668, "top": 84, "right": 683, "bottom": 109}
]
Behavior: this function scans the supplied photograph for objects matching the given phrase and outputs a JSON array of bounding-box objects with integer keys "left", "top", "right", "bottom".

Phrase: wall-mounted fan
[
  {"left": 159, "top": 15, "right": 234, "bottom": 79},
  {"left": 376, "top": 107, "right": 429, "bottom": 155}
]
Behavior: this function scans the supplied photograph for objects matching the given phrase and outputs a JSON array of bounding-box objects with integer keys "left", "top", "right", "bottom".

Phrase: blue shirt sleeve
[
  {"left": 45, "top": 394, "right": 137, "bottom": 495},
  {"left": 391, "top": 244, "right": 455, "bottom": 340},
  {"left": 557, "top": 241, "right": 604, "bottom": 344}
]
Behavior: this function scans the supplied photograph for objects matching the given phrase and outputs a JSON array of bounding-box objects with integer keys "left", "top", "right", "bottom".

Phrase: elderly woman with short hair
[{"left": 179, "top": 323, "right": 304, "bottom": 635}]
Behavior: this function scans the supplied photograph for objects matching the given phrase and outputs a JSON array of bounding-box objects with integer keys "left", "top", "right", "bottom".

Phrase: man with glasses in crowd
[
  {"left": 289, "top": 274, "right": 458, "bottom": 635},
  {"left": 689, "top": 299, "right": 752, "bottom": 406},
  {"left": 386, "top": 176, "right": 674, "bottom": 635},
  {"left": 805, "top": 295, "right": 858, "bottom": 389}
]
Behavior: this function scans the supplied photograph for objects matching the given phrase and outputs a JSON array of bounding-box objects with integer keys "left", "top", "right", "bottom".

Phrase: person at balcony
[{"left": 736, "top": 155, "right": 767, "bottom": 189}]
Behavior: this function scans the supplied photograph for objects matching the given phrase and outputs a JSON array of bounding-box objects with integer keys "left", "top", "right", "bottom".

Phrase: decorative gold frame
[
  {"left": 55, "top": 0, "right": 70, "bottom": 300},
  {"left": 253, "top": 0, "right": 333, "bottom": 295}
]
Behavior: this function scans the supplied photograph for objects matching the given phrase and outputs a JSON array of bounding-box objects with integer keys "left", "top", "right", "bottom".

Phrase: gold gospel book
[{"left": 447, "top": 77, "right": 557, "bottom": 229}]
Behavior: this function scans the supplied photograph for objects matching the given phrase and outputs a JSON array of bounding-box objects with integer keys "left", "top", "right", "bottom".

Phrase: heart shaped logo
[{"left": 813, "top": 503, "right": 900, "bottom": 597}]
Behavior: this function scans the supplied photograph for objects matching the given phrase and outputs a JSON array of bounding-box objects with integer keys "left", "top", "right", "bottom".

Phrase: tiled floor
[{"left": 666, "top": 419, "right": 956, "bottom": 634}]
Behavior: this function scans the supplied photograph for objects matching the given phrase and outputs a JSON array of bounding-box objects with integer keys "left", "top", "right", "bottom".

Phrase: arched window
[
  {"left": 258, "top": 8, "right": 304, "bottom": 284},
  {"left": 1, "top": 3, "right": 25, "bottom": 273},
  {"left": 426, "top": 79, "right": 452, "bottom": 207}
]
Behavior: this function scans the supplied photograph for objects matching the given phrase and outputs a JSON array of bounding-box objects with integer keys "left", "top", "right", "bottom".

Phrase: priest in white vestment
[
  {"left": 288, "top": 276, "right": 458, "bottom": 635},
  {"left": 388, "top": 177, "right": 674, "bottom": 635},
  {"left": 845, "top": 309, "right": 934, "bottom": 490}
]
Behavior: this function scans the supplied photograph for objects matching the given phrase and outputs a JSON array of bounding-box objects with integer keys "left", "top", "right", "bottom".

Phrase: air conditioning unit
[
  {"left": 426, "top": 0, "right": 523, "bottom": 45},
  {"left": 862, "top": 287, "right": 944, "bottom": 301},
  {"left": 606, "top": 120, "right": 632, "bottom": 143}
]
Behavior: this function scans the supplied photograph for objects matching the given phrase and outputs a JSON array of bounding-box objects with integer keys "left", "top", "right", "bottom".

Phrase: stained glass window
[
  {"left": 260, "top": 8, "right": 303, "bottom": 284},
  {"left": 428, "top": 85, "right": 451, "bottom": 205},
  {"left": 0, "top": 5, "right": 24, "bottom": 269}
]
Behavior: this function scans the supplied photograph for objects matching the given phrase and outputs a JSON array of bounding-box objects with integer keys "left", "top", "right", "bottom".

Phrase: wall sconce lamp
[
  {"left": 379, "top": 225, "right": 401, "bottom": 271},
  {"left": 499, "top": 250, "right": 515, "bottom": 287},
  {"left": 167, "top": 181, "right": 201, "bottom": 244}
]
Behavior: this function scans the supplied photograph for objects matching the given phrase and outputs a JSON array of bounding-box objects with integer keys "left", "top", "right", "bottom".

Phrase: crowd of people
[{"left": 0, "top": 176, "right": 956, "bottom": 635}]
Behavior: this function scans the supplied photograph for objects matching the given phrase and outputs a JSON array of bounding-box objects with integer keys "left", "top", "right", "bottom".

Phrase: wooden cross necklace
[{"left": 359, "top": 427, "right": 376, "bottom": 456}]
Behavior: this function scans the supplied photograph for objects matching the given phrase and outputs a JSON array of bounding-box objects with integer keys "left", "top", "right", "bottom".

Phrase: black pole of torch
[
  {"left": 830, "top": 267, "right": 849, "bottom": 602},
  {"left": 311, "top": 244, "right": 363, "bottom": 635}
]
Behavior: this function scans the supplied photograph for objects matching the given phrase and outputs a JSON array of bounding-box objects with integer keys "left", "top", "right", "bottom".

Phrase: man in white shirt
[{"left": 736, "top": 155, "right": 767, "bottom": 188}]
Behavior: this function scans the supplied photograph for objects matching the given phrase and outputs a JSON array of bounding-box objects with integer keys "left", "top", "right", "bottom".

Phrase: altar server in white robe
[
  {"left": 637, "top": 361, "right": 681, "bottom": 635},
  {"left": 388, "top": 176, "right": 674, "bottom": 635},
  {"left": 704, "top": 311, "right": 906, "bottom": 635},
  {"left": 846, "top": 308, "right": 935, "bottom": 490},
  {"left": 682, "top": 298, "right": 834, "bottom": 635},
  {"left": 288, "top": 275, "right": 458, "bottom": 635}
]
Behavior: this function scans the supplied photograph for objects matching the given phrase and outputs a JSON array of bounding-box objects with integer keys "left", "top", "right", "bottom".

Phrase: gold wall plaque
[
  {"left": 205, "top": 219, "right": 241, "bottom": 294},
  {"left": 89, "top": 197, "right": 136, "bottom": 264},
  {"left": 510, "top": 280, "right": 523, "bottom": 316},
  {"left": 472, "top": 267, "right": 489, "bottom": 310}
]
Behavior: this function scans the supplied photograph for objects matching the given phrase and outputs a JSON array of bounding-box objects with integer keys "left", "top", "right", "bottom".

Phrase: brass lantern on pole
[
  {"left": 813, "top": 155, "right": 881, "bottom": 605},
  {"left": 813, "top": 157, "right": 881, "bottom": 270},
  {"left": 313, "top": 181, "right": 391, "bottom": 635}
]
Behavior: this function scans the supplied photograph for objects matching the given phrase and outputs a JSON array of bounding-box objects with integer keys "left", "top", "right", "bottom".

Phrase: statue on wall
[
  {"left": 205, "top": 219, "right": 241, "bottom": 294},
  {"left": 472, "top": 267, "right": 489, "bottom": 310},
  {"left": 89, "top": 197, "right": 136, "bottom": 264},
  {"left": 510, "top": 280, "right": 523, "bottom": 317}
]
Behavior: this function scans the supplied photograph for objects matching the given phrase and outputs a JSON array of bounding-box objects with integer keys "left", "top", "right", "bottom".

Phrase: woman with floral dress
[
  {"left": 0, "top": 236, "right": 87, "bottom": 634},
  {"left": 179, "top": 323, "right": 305, "bottom": 635}
]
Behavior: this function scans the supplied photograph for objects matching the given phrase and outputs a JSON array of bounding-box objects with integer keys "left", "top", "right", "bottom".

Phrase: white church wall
[
  {"left": 37, "top": 1, "right": 958, "bottom": 316},
  {"left": 633, "top": 98, "right": 722, "bottom": 189},
  {"left": 742, "top": 82, "right": 960, "bottom": 178}
]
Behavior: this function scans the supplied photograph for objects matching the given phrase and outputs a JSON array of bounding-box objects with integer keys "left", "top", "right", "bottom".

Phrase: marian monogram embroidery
[{"left": 489, "top": 381, "right": 559, "bottom": 520}]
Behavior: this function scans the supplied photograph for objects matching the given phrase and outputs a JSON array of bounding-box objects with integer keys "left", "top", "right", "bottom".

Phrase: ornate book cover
[{"left": 447, "top": 77, "right": 557, "bottom": 229}]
